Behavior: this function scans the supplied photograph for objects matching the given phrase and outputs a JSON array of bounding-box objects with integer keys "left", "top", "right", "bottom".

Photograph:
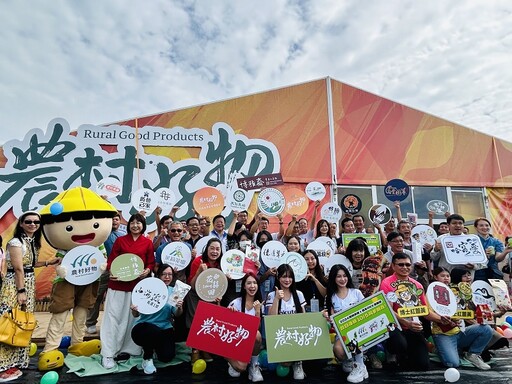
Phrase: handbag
[{"left": 0, "top": 306, "right": 37, "bottom": 347}]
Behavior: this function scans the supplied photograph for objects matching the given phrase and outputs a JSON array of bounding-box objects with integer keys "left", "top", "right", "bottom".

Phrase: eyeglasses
[
  {"left": 161, "top": 273, "right": 173, "bottom": 277},
  {"left": 170, "top": 229, "right": 183, "bottom": 233},
  {"left": 394, "top": 262, "right": 412, "bottom": 268},
  {"left": 24, "top": 220, "right": 41, "bottom": 225}
]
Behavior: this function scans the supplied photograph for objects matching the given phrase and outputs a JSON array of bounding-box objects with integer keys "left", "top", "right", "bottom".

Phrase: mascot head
[{"left": 40, "top": 187, "right": 118, "bottom": 251}]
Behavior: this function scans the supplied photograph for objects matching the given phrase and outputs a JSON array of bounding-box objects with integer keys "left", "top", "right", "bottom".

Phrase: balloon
[
  {"left": 276, "top": 364, "right": 290, "bottom": 377},
  {"left": 50, "top": 202, "right": 64, "bottom": 216},
  {"left": 59, "top": 336, "right": 71, "bottom": 349},
  {"left": 374, "top": 343, "right": 385, "bottom": 352},
  {"left": 267, "top": 362, "right": 277, "bottom": 371},
  {"left": 444, "top": 367, "right": 460, "bottom": 382},
  {"left": 501, "top": 322, "right": 511, "bottom": 329},
  {"left": 506, "top": 316, "right": 512, "bottom": 325},
  {"left": 427, "top": 342, "right": 435, "bottom": 353},
  {"left": 376, "top": 350, "right": 386, "bottom": 362},
  {"left": 503, "top": 328, "right": 512, "bottom": 339},
  {"left": 427, "top": 336, "right": 434, "bottom": 343},
  {"left": 29, "top": 342, "right": 38, "bottom": 356},
  {"left": 40, "top": 371, "right": 59, "bottom": 384},
  {"left": 329, "top": 332, "right": 336, "bottom": 344},
  {"left": 258, "top": 350, "right": 268, "bottom": 368},
  {"left": 496, "top": 327, "right": 505, "bottom": 336},
  {"left": 192, "top": 359, "right": 206, "bottom": 374}
]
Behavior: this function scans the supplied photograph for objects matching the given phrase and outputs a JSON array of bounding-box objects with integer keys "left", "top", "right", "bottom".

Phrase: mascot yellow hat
[{"left": 40, "top": 186, "right": 117, "bottom": 216}]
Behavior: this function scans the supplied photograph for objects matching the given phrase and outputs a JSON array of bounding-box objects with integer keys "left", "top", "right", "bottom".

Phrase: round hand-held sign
[
  {"left": 131, "top": 188, "right": 158, "bottom": 213},
  {"left": 194, "top": 236, "right": 215, "bottom": 256},
  {"left": 260, "top": 240, "right": 287, "bottom": 268},
  {"left": 155, "top": 188, "right": 176, "bottom": 212},
  {"left": 95, "top": 177, "right": 122, "bottom": 199},
  {"left": 132, "top": 277, "right": 169, "bottom": 315},
  {"left": 195, "top": 268, "right": 228, "bottom": 302},
  {"left": 368, "top": 204, "right": 392, "bottom": 225},
  {"left": 283, "top": 188, "right": 308, "bottom": 215},
  {"left": 193, "top": 187, "right": 225, "bottom": 217},
  {"left": 111, "top": 253, "right": 145, "bottom": 281},
  {"left": 305, "top": 182, "right": 326, "bottom": 201},
  {"left": 384, "top": 179, "right": 409, "bottom": 202},
  {"left": 61, "top": 245, "right": 106, "bottom": 286},
  {"left": 320, "top": 202, "right": 342, "bottom": 223},
  {"left": 282, "top": 252, "right": 308, "bottom": 282},
  {"left": 257, "top": 188, "right": 285, "bottom": 216},
  {"left": 220, "top": 249, "right": 246, "bottom": 280},
  {"left": 161, "top": 242, "right": 192, "bottom": 271},
  {"left": 426, "top": 282, "right": 457, "bottom": 316}
]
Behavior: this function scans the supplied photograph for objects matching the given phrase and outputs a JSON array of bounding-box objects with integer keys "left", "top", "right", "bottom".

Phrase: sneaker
[
  {"left": 292, "top": 361, "right": 305, "bottom": 380},
  {"left": 86, "top": 325, "right": 97, "bottom": 334},
  {"left": 0, "top": 368, "right": 22, "bottom": 382},
  {"left": 248, "top": 363, "right": 264, "bottom": 382},
  {"left": 142, "top": 358, "right": 156, "bottom": 375},
  {"left": 202, "top": 352, "right": 214, "bottom": 362},
  {"left": 347, "top": 363, "right": 369, "bottom": 383},
  {"left": 191, "top": 350, "right": 200, "bottom": 365},
  {"left": 369, "top": 353, "right": 383, "bottom": 369},
  {"left": 342, "top": 358, "right": 354, "bottom": 373},
  {"left": 464, "top": 352, "right": 491, "bottom": 370},
  {"left": 102, "top": 356, "right": 116, "bottom": 369},
  {"left": 227, "top": 363, "right": 240, "bottom": 378}
]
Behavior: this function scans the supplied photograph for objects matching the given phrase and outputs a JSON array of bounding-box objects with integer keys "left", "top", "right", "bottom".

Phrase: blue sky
[{"left": 1, "top": 0, "right": 511, "bottom": 145}]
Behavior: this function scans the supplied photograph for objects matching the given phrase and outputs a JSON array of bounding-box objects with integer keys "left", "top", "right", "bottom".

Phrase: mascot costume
[{"left": 38, "top": 187, "right": 117, "bottom": 370}]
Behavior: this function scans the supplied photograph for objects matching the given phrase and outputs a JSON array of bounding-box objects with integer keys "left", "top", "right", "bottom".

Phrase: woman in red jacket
[{"left": 100, "top": 213, "right": 155, "bottom": 370}]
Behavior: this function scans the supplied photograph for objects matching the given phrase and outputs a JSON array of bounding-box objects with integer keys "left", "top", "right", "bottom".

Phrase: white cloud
[{"left": 0, "top": 0, "right": 511, "bottom": 145}]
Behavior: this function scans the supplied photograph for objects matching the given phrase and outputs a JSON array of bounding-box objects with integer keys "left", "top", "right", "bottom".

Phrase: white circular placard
[
  {"left": 131, "top": 188, "right": 158, "bottom": 213},
  {"left": 95, "top": 177, "right": 122, "bottom": 199},
  {"left": 320, "top": 202, "right": 342, "bottom": 223},
  {"left": 426, "top": 200, "right": 450, "bottom": 215},
  {"left": 194, "top": 236, "right": 215, "bottom": 255},
  {"left": 471, "top": 280, "right": 497, "bottom": 310},
  {"left": 307, "top": 239, "right": 334, "bottom": 258},
  {"left": 220, "top": 249, "right": 246, "bottom": 279},
  {"left": 315, "top": 236, "right": 337, "bottom": 253},
  {"left": 257, "top": 188, "right": 285, "bottom": 217},
  {"left": 426, "top": 282, "right": 457, "bottom": 316},
  {"left": 132, "top": 277, "right": 169, "bottom": 315},
  {"left": 282, "top": 252, "right": 308, "bottom": 282},
  {"left": 161, "top": 242, "right": 192, "bottom": 271},
  {"left": 411, "top": 224, "right": 437, "bottom": 246},
  {"left": 261, "top": 240, "right": 287, "bottom": 268},
  {"left": 155, "top": 188, "right": 176, "bottom": 212},
  {"left": 195, "top": 268, "right": 228, "bottom": 302},
  {"left": 61, "top": 245, "right": 105, "bottom": 286},
  {"left": 305, "top": 182, "right": 326, "bottom": 201},
  {"left": 319, "top": 254, "right": 353, "bottom": 277}
]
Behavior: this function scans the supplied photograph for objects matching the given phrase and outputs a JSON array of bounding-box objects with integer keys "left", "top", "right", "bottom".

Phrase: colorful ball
[
  {"left": 192, "top": 359, "right": 206, "bottom": 374},
  {"left": 59, "top": 336, "right": 71, "bottom": 349},
  {"left": 258, "top": 349, "right": 268, "bottom": 368},
  {"left": 40, "top": 371, "right": 59, "bottom": 384},
  {"left": 376, "top": 350, "right": 386, "bottom": 362},
  {"left": 276, "top": 364, "right": 290, "bottom": 377},
  {"left": 444, "top": 367, "right": 460, "bottom": 382},
  {"left": 506, "top": 316, "right": 512, "bottom": 325},
  {"left": 49, "top": 202, "right": 64, "bottom": 216},
  {"left": 503, "top": 328, "right": 512, "bottom": 339},
  {"left": 29, "top": 342, "right": 38, "bottom": 357}
]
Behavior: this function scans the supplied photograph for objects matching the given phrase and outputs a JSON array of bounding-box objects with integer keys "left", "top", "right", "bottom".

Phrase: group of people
[{"left": 0, "top": 201, "right": 511, "bottom": 383}]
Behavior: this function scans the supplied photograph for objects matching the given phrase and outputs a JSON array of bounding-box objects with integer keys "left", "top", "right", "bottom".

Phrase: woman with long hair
[
  {"left": 265, "top": 264, "right": 306, "bottom": 380},
  {"left": 130, "top": 264, "right": 183, "bottom": 375},
  {"left": 100, "top": 213, "right": 155, "bottom": 370},
  {"left": 296, "top": 249, "right": 327, "bottom": 309},
  {"left": 0, "top": 212, "right": 59, "bottom": 381},
  {"left": 226, "top": 273, "right": 264, "bottom": 382},
  {"left": 325, "top": 264, "right": 367, "bottom": 383}
]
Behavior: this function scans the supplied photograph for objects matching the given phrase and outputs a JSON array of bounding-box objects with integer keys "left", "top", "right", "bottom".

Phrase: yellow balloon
[
  {"left": 29, "top": 342, "right": 38, "bottom": 356},
  {"left": 192, "top": 358, "right": 207, "bottom": 374}
]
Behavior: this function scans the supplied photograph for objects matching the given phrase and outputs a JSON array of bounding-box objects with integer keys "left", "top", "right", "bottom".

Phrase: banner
[
  {"left": 330, "top": 291, "right": 400, "bottom": 359},
  {"left": 264, "top": 312, "right": 332, "bottom": 363},
  {"left": 186, "top": 301, "right": 260, "bottom": 362}
]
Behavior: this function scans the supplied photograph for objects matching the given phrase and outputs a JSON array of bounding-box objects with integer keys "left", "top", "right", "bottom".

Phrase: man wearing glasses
[{"left": 380, "top": 252, "right": 443, "bottom": 371}]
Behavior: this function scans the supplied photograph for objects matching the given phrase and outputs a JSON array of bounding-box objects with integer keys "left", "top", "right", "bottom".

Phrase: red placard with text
[{"left": 186, "top": 301, "right": 261, "bottom": 362}]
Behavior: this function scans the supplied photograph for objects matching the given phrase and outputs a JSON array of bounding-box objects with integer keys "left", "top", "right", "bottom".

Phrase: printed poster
[
  {"left": 264, "top": 312, "right": 332, "bottom": 363},
  {"left": 187, "top": 301, "right": 260, "bottom": 362}
]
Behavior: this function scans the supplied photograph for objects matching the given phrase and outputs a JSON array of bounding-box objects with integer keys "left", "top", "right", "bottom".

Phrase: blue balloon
[
  {"left": 50, "top": 202, "right": 64, "bottom": 216},
  {"left": 375, "top": 343, "right": 385, "bottom": 352},
  {"left": 506, "top": 316, "right": 512, "bottom": 326},
  {"left": 59, "top": 335, "right": 71, "bottom": 349},
  {"left": 267, "top": 362, "right": 277, "bottom": 371}
]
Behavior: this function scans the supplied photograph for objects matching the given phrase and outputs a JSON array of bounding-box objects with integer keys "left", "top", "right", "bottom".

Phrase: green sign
[
  {"left": 264, "top": 312, "right": 333, "bottom": 363},
  {"left": 330, "top": 291, "right": 400, "bottom": 359},
  {"left": 342, "top": 233, "right": 381, "bottom": 255}
]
